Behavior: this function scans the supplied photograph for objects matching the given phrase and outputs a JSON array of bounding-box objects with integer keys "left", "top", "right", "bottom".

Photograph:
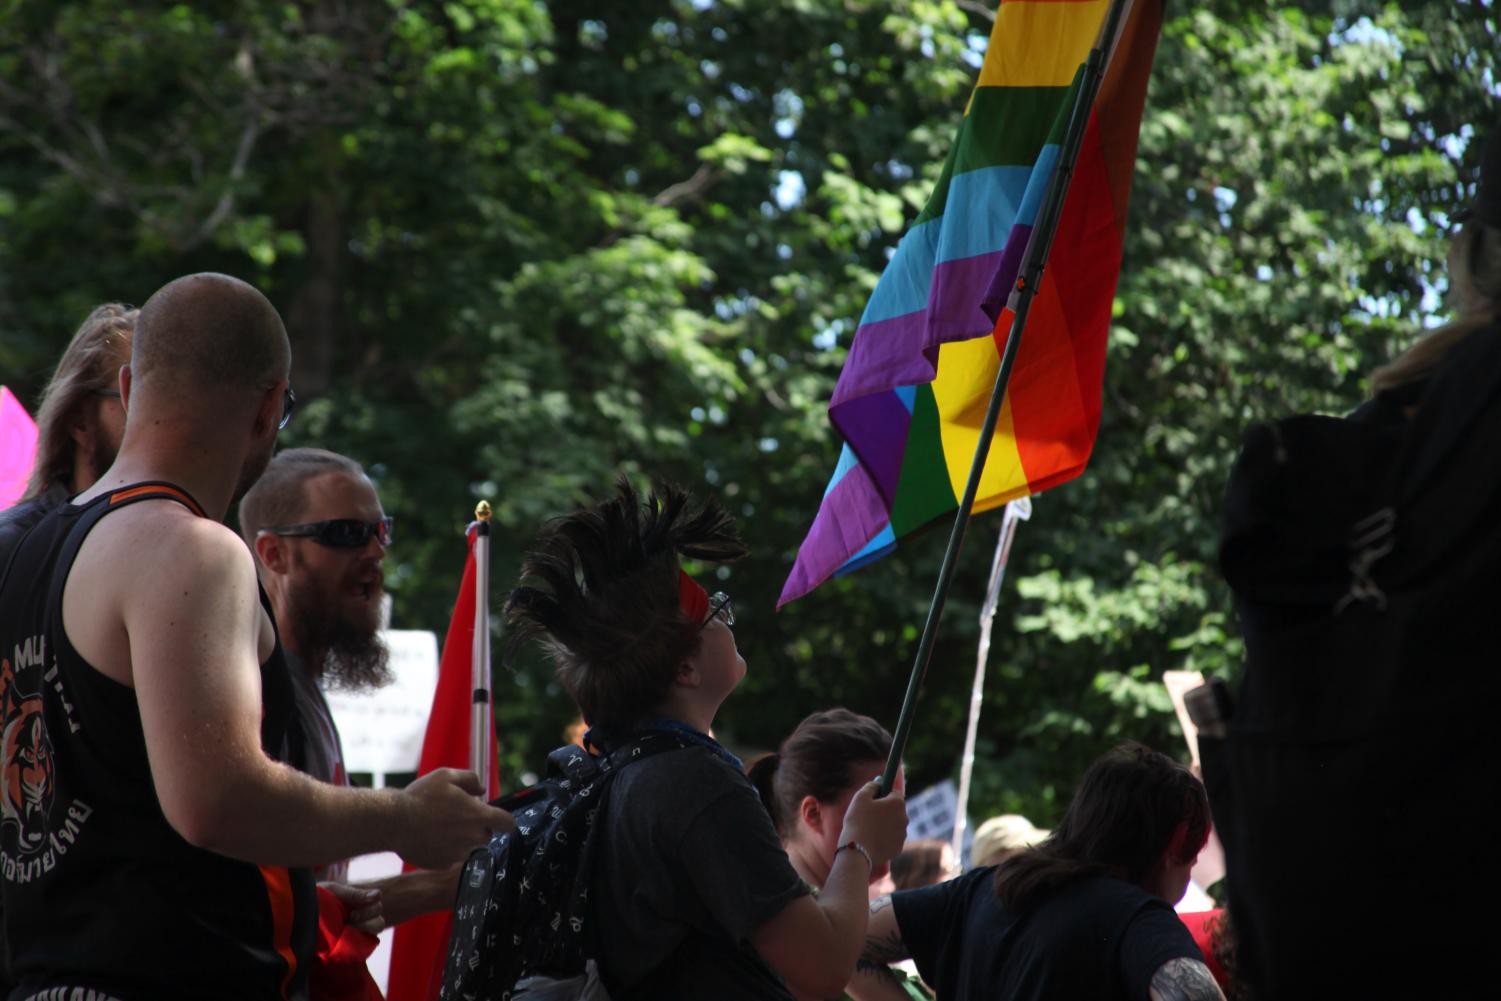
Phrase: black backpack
[
  {"left": 1206, "top": 320, "right": 1501, "bottom": 999},
  {"left": 439, "top": 732, "right": 692, "bottom": 1001}
]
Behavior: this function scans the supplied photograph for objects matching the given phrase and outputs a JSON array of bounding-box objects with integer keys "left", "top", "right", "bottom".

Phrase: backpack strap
[{"left": 440, "top": 733, "right": 694, "bottom": 1001}]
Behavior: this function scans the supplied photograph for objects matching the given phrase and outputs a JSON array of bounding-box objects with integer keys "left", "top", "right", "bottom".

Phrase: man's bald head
[{"left": 132, "top": 273, "right": 290, "bottom": 397}]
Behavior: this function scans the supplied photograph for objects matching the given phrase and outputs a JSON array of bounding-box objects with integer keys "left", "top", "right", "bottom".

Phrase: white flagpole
[
  {"left": 951, "top": 496, "right": 1032, "bottom": 865},
  {"left": 471, "top": 500, "right": 493, "bottom": 796}
]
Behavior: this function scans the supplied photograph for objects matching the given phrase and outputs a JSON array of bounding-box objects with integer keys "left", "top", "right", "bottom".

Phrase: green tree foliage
[{"left": 2, "top": 1, "right": 1496, "bottom": 818}]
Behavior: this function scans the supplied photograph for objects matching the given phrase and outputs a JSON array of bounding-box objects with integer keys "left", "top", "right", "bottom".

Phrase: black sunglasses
[
  {"left": 265, "top": 516, "right": 393, "bottom": 549},
  {"left": 695, "top": 591, "right": 734, "bottom": 633}
]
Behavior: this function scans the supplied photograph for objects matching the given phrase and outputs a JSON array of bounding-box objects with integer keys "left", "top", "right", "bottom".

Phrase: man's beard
[
  {"left": 324, "top": 628, "right": 393, "bottom": 693},
  {"left": 285, "top": 570, "right": 393, "bottom": 692}
]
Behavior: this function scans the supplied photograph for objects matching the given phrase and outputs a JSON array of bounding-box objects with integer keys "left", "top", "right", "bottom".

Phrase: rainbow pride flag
[{"left": 780, "top": 0, "right": 1163, "bottom": 606}]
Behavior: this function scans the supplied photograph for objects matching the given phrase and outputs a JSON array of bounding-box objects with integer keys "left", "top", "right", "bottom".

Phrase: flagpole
[
  {"left": 881, "top": 0, "right": 1131, "bottom": 796},
  {"left": 471, "top": 500, "right": 493, "bottom": 796},
  {"left": 951, "top": 496, "right": 1031, "bottom": 864}
]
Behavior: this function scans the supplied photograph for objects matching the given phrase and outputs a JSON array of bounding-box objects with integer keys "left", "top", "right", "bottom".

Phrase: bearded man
[{"left": 238, "top": 447, "right": 396, "bottom": 880}]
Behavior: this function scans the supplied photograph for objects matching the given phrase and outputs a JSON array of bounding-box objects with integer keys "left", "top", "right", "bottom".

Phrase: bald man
[{"left": 0, "top": 274, "right": 511, "bottom": 1001}]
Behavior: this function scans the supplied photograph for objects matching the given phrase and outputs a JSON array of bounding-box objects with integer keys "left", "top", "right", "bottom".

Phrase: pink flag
[{"left": 0, "top": 387, "right": 38, "bottom": 511}]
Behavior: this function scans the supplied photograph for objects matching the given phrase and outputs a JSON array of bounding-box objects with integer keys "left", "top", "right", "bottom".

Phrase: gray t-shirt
[
  {"left": 283, "top": 650, "right": 350, "bottom": 882},
  {"left": 590, "top": 745, "right": 808, "bottom": 1001}
]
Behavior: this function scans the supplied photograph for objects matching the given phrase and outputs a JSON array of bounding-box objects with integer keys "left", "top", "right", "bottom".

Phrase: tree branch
[
  {"left": 190, "top": 115, "right": 263, "bottom": 248},
  {"left": 954, "top": 0, "right": 997, "bottom": 23},
  {"left": 652, "top": 161, "right": 720, "bottom": 208}
]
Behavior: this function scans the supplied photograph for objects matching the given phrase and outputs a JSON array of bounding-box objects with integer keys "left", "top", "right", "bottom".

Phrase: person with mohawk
[{"left": 499, "top": 479, "right": 909, "bottom": 1001}]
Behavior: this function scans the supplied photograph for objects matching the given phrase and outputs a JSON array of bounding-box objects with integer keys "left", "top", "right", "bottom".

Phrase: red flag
[{"left": 386, "top": 524, "right": 500, "bottom": 1001}]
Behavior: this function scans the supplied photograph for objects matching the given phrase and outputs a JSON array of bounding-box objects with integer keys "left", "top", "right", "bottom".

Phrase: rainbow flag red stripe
[{"left": 780, "top": 0, "right": 1163, "bottom": 606}]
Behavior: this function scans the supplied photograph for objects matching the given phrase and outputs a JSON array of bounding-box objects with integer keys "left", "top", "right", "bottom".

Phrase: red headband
[{"left": 678, "top": 569, "right": 709, "bottom": 622}]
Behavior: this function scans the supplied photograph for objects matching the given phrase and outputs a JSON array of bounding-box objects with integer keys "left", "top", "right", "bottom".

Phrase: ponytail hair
[
  {"left": 747, "top": 752, "right": 781, "bottom": 825},
  {"left": 747, "top": 708, "right": 892, "bottom": 840}
]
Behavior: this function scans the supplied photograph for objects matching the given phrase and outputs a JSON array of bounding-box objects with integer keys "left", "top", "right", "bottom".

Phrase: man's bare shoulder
[
  {"left": 65, "top": 499, "right": 260, "bottom": 682},
  {"left": 113, "top": 506, "right": 258, "bottom": 609},
  {"left": 85, "top": 499, "right": 247, "bottom": 565}
]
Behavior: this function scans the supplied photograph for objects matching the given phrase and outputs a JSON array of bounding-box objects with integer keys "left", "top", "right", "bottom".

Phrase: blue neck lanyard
[
  {"left": 582, "top": 718, "right": 743, "bottom": 771},
  {"left": 636, "top": 718, "right": 744, "bottom": 770}
]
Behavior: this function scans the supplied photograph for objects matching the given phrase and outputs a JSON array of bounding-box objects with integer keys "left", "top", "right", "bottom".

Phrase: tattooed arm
[
  {"left": 845, "top": 894, "right": 916, "bottom": 1001},
  {"left": 846, "top": 963, "right": 919, "bottom": 1001},
  {"left": 1147, "top": 958, "right": 1226, "bottom": 1001}
]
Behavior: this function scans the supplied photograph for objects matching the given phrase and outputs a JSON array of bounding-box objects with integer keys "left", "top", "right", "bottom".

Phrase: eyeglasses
[
  {"left": 264, "top": 517, "right": 393, "bottom": 549},
  {"left": 696, "top": 591, "right": 734, "bottom": 633},
  {"left": 94, "top": 388, "right": 121, "bottom": 399}
]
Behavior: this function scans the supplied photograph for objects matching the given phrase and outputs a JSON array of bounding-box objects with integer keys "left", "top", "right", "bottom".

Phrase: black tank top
[{"left": 0, "top": 483, "right": 316, "bottom": 1001}]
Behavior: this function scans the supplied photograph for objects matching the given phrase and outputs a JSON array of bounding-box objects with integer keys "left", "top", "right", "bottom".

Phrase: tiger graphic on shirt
[{"left": 2, "top": 651, "right": 57, "bottom": 855}]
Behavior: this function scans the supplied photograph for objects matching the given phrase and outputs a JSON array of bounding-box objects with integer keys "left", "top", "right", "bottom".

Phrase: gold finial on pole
[{"left": 475, "top": 500, "right": 493, "bottom": 523}]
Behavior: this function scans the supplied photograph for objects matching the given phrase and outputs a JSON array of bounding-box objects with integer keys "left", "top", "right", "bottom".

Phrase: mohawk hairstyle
[{"left": 504, "top": 479, "right": 747, "bottom": 735}]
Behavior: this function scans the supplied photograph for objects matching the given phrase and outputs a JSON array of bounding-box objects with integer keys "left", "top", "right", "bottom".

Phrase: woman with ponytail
[
  {"left": 748, "top": 709, "right": 930, "bottom": 1001},
  {"left": 747, "top": 709, "right": 898, "bottom": 894}
]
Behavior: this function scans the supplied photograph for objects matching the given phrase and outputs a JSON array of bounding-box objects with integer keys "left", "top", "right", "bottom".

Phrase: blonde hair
[
  {"left": 23, "top": 303, "right": 137, "bottom": 499},
  {"left": 1370, "top": 223, "right": 1501, "bottom": 393}
]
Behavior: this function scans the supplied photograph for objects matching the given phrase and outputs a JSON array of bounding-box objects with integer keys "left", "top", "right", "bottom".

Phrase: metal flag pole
[
  {"left": 951, "top": 497, "right": 1032, "bottom": 864},
  {"left": 471, "top": 500, "right": 493, "bottom": 796},
  {"left": 881, "top": 0, "right": 1131, "bottom": 795}
]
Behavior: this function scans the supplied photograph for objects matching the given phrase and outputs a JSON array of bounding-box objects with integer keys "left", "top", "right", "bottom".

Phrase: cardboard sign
[
  {"left": 1162, "top": 668, "right": 1226, "bottom": 889},
  {"left": 906, "top": 779, "right": 959, "bottom": 842},
  {"left": 1162, "top": 669, "right": 1206, "bottom": 767}
]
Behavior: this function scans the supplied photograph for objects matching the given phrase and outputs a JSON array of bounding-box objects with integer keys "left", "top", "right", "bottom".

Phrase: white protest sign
[
  {"left": 326, "top": 629, "right": 439, "bottom": 777},
  {"left": 906, "top": 779, "right": 959, "bottom": 842}
]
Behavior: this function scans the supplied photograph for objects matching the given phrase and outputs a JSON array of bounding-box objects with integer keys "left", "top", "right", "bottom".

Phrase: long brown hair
[
  {"left": 1370, "top": 221, "right": 1501, "bottom": 393},
  {"left": 994, "top": 742, "right": 1209, "bottom": 913},
  {"left": 23, "top": 303, "right": 136, "bottom": 499}
]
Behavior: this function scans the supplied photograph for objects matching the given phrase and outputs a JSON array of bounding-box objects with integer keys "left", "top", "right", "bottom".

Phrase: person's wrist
[{"left": 835, "top": 839, "right": 873, "bottom": 872}]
